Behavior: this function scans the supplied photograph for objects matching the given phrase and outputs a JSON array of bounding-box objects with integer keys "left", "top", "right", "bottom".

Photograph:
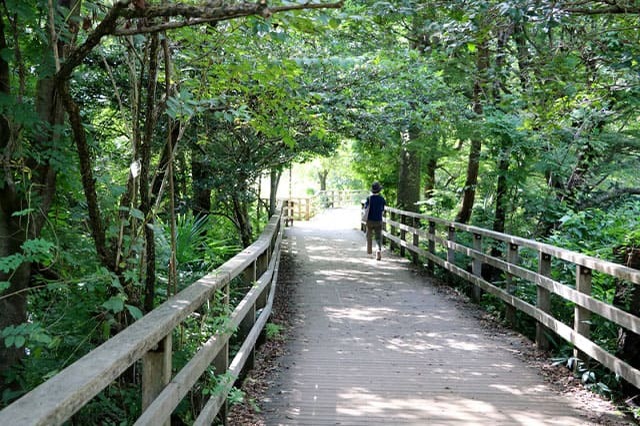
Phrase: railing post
[
  {"left": 238, "top": 260, "right": 258, "bottom": 374},
  {"left": 400, "top": 214, "right": 407, "bottom": 258},
  {"left": 390, "top": 211, "right": 397, "bottom": 253},
  {"left": 447, "top": 225, "right": 455, "bottom": 264},
  {"left": 142, "top": 335, "right": 172, "bottom": 426},
  {"left": 213, "top": 280, "right": 230, "bottom": 425},
  {"left": 574, "top": 265, "right": 592, "bottom": 363},
  {"left": 428, "top": 221, "right": 436, "bottom": 273},
  {"left": 412, "top": 216, "right": 420, "bottom": 266},
  {"left": 305, "top": 198, "right": 310, "bottom": 221},
  {"left": 536, "top": 252, "right": 552, "bottom": 351},
  {"left": 505, "top": 243, "right": 519, "bottom": 325},
  {"left": 471, "top": 233, "right": 483, "bottom": 302},
  {"left": 285, "top": 200, "right": 294, "bottom": 227},
  {"left": 213, "top": 341, "right": 229, "bottom": 426}
]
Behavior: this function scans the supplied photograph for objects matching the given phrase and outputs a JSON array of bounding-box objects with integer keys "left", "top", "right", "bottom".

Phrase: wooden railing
[
  {"left": 382, "top": 206, "right": 640, "bottom": 389},
  {"left": 0, "top": 207, "right": 285, "bottom": 425},
  {"left": 282, "top": 190, "right": 366, "bottom": 225}
]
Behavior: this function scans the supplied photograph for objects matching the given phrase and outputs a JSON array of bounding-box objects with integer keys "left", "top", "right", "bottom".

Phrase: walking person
[{"left": 364, "top": 181, "right": 386, "bottom": 260}]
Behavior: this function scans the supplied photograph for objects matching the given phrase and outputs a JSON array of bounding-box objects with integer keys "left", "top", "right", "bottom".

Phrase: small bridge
[{"left": 1, "top": 200, "right": 639, "bottom": 425}]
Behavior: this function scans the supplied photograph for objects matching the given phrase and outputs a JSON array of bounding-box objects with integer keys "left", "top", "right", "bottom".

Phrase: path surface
[{"left": 261, "top": 207, "right": 601, "bottom": 425}]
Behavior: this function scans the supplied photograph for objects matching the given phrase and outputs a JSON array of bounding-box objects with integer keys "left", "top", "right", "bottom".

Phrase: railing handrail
[
  {"left": 385, "top": 206, "right": 640, "bottom": 284},
  {"left": 382, "top": 206, "right": 640, "bottom": 389},
  {"left": 0, "top": 206, "right": 285, "bottom": 426}
]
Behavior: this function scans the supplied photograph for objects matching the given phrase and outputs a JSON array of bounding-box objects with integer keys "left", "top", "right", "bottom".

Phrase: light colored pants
[{"left": 366, "top": 220, "right": 383, "bottom": 254}]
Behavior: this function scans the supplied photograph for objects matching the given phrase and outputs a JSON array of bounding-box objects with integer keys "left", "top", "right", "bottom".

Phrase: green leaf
[
  {"left": 21, "top": 238, "right": 55, "bottom": 264},
  {"left": 102, "top": 296, "right": 125, "bottom": 313},
  {"left": 14, "top": 335, "right": 25, "bottom": 348},
  {"left": 0, "top": 254, "right": 24, "bottom": 273},
  {"left": 466, "top": 43, "right": 476, "bottom": 53},
  {"left": 125, "top": 304, "right": 144, "bottom": 320},
  {"left": 130, "top": 208, "right": 145, "bottom": 220},
  {"left": 10, "top": 208, "right": 35, "bottom": 217},
  {"left": 0, "top": 281, "right": 10, "bottom": 293}
]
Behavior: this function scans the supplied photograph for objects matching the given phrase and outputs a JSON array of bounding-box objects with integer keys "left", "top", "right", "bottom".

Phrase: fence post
[
  {"left": 505, "top": 243, "right": 519, "bottom": 325},
  {"left": 286, "top": 200, "right": 294, "bottom": 227},
  {"left": 536, "top": 252, "right": 552, "bottom": 351},
  {"left": 428, "top": 221, "right": 436, "bottom": 273},
  {"left": 447, "top": 225, "right": 455, "bottom": 264},
  {"left": 305, "top": 198, "right": 310, "bottom": 221},
  {"left": 142, "top": 335, "right": 172, "bottom": 426},
  {"left": 471, "top": 233, "right": 483, "bottom": 302},
  {"left": 241, "top": 261, "right": 257, "bottom": 371},
  {"left": 213, "top": 281, "right": 230, "bottom": 425},
  {"left": 400, "top": 214, "right": 407, "bottom": 257},
  {"left": 390, "top": 211, "right": 397, "bottom": 253},
  {"left": 574, "top": 265, "right": 592, "bottom": 363},
  {"left": 412, "top": 216, "right": 420, "bottom": 265}
]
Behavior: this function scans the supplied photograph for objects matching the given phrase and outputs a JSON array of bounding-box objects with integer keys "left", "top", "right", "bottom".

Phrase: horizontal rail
[
  {"left": 382, "top": 207, "right": 640, "bottom": 389},
  {"left": 0, "top": 206, "right": 285, "bottom": 426}
]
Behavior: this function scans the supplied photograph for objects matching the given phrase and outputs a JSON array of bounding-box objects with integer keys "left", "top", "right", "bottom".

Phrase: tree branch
[
  {"left": 562, "top": 1, "right": 640, "bottom": 14},
  {"left": 580, "top": 187, "right": 640, "bottom": 209}
]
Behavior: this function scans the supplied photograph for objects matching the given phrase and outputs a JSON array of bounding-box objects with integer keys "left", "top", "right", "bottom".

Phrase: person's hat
[{"left": 371, "top": 181, "right": 382, "bottom": 193}]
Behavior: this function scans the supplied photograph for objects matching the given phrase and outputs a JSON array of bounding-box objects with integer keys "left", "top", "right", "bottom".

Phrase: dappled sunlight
[
  {"left": 336, "top": 388, "right": 503, "bottom": 421},
  {"left": 264, "top": 209, "right": 595, "bottom": 425},
  {"left": 385, "top": 336, "right": 442, "bottom": 352},
  {"left": 325, "top": 306, "right": 395, "bottom": 322},
  {"left": 490, "top": 383, "right": 549, "bottom": 395},
  {"left": 446, "top": 338, "right": 483, "bottom": 351}
]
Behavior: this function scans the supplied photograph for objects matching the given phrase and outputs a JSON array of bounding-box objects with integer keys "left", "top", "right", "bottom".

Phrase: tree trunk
[
  {"left": 424, "top": 156, "right": 437, "bottom": 200},
  {"left": 455, "top": 41, "right": 488, "bottom": 224},
  {"left": 318, "top": 169, "right": 328, "bottom": 191},
  {"left": 269, "top": 168, "right": 282, "bottom": 217},
  {"left": 233, "top": 195, "right": 253, "bottom": 248},
  {"left": 493, "top": 153, "right": 509, "bottom": 235},
  {"left": 397, "top": 140, "right": 421, "bottom": 213},
  {"left": 140, "top": 34, "right": 160, "bottom": 313},
  {"left": 192, "top": 153, "right": 211, "bottom": 216},
  {"left": 0, "top": 0, "right": 70, "bottom": 385},
  {"left": 614, "top": 247, "right": 640, "bottom": 394}
]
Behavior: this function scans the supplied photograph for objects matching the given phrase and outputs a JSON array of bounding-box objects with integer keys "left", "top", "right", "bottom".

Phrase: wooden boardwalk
[{"left": 261, "top": 207, "right": 604, "bottom": 425}]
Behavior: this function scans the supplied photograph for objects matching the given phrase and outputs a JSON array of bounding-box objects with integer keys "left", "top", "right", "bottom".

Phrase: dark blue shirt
[{"left": 365, "top": 194, "right": 385, "bottom": 221}]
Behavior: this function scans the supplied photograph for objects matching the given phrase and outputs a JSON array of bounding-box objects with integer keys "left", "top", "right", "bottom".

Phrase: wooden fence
[
  {"left": 282, "top": 190, "right": 366, "bottom": 225},
  {"left": 0, "top": 207, "right": 285, "bottom": 425},
  {"left": 382, "top": 206, "right": 640, "bottom": 389}
]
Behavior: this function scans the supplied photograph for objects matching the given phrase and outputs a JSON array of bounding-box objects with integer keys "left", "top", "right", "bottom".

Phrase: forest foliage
[{"left": 1, "top": 0, "right": 640, "bottom": 418}]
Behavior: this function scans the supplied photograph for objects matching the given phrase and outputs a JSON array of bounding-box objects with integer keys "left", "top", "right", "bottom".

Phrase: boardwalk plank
[{"left": 262, "top": 208, "right": 610, "bottom": 425}]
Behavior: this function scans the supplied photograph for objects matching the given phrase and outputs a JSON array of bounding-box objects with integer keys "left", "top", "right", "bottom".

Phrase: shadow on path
[{"left": 261, "top": 207, "right": 605, "bottom": 425}]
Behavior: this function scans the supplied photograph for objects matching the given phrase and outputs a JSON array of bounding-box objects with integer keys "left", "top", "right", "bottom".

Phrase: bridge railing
[
  {"left": 281, "top": 190, "right": 366, "bottom": 225},
  {"left": 383, "top": 206, "right": 640, "bottom": 389},
  {"left": 0, "top": 207, "right": 285, "bottom": 426}
]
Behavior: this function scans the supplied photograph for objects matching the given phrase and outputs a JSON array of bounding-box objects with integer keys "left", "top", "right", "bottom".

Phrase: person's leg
[
  {"left": 374, "top": 222, "right": 382, "bottom": 259},
  {"left": 366, "top": 221, "right": 373, "bottom": 254}
]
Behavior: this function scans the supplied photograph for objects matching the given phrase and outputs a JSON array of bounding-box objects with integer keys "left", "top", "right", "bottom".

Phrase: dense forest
[{"left": 1, "top": 0, "right": 640, "bottom": 421}]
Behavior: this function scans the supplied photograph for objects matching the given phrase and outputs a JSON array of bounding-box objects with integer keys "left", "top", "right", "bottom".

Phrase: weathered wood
[
  {"left": 472, "top": 233, "right": 483, "bottom": 302},
  {"left": 412, "top": 217, "right": 420, "bottom": 265},
  {"left": 447, "top": 225, "right": 456, "bottom": 264},
  {"left": 505, "top": 243, "right": 519, "bottom": 325},
  {"left": 385, "top": 206, "right": 640, "bottom": 390},
  {"left": 141, "top": 335, "right": 171, "bottom": 426},
  {"left": 536, "top": 252, "right": 552, "bottom": 350},
  {"left": 574, "top": 265, "right": 593, "bottom": 363},
  {"left": 0, "top": 208, "right": 284, "bottom": 426},
  {"left": 424, "top": 228, "right": 640, "bottom": 335},
  {"left": 428, "top": 220, "right": 436, "bottom": 273},
  {"left": 195, "top": 250, "right": 281, "bottom": 426},
  {"left": 385, "top": 206, "right": 640, "bottom": 285}
]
